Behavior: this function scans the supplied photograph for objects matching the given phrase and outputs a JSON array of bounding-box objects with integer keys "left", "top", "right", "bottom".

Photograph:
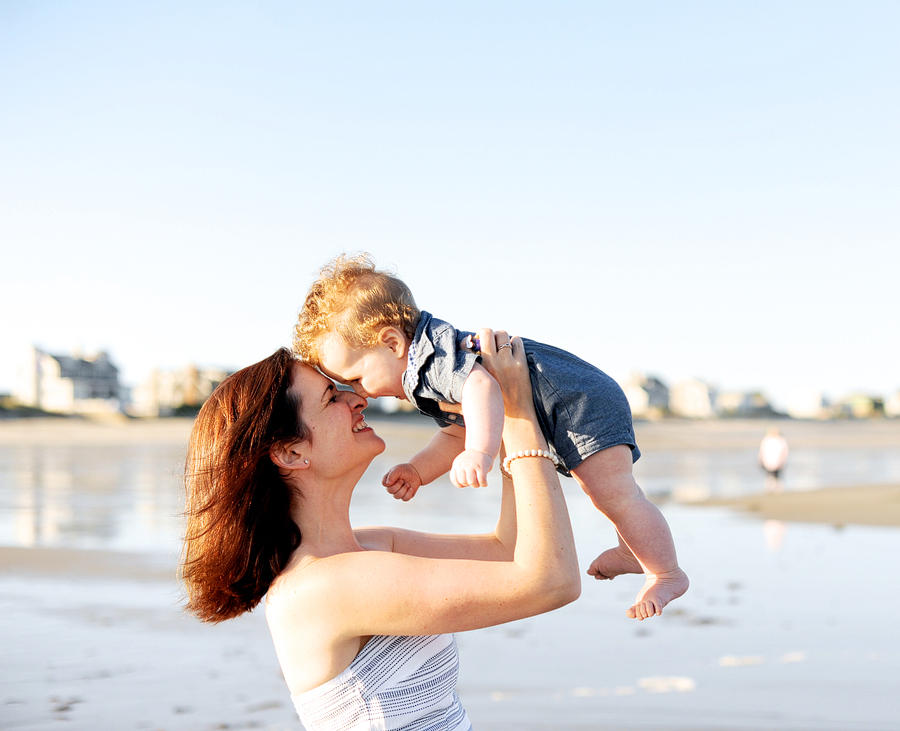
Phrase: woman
[{"left": 181, "top": 330, "right": 580, "bottom": 730}]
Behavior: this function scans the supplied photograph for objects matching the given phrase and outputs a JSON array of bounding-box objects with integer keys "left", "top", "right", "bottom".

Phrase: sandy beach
[
  {"left": 2, "top": 416, "right": 899, "bottom": 730},
  {"left": 695, "top": 483, "right": 900, "bottom": 527}
]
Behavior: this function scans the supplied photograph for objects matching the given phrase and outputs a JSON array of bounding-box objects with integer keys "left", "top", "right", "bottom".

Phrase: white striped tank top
[{"left": 292, "top": 634, "right": 472, "bottom": 731}]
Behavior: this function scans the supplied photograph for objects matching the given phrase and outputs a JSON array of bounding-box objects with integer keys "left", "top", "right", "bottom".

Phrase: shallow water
[
  {"left": 0, "top": 440, "right": 186, "bottom": 552},
  {"left": 0, "top": 418, "right": 899, "bottom": 552},
  {"left": 633, "top": 442, "right": 900, "bottom": 501}
]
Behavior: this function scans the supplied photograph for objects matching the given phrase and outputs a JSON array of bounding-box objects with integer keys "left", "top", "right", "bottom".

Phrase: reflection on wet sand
[
  {"left": 1, "top": 417, "right": 899, "bottom": 551},
  {"left": 763, "top": 519, "right": 787, "bottom": 552},
  {"left": 0, "top": 419, "right": 190, "bottom": 551}
]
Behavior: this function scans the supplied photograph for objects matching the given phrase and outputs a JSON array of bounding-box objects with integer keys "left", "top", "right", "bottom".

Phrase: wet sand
[
  {"left": 4, "top": 413, "right": 898, "bottom": 449},
  {"left": 0, "top": 415, "right": 197, "bottom": 446},
  {"left": 4, "top": 507, "right": 899, "bottom": 731},
  {"left": 2, "top": 417, "right": 899, "bottom": 730},
  {"left": 695, "top": 483, "right": 900, "bottom": 527}
]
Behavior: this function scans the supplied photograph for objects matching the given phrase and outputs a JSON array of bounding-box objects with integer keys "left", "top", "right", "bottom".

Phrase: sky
[{"left": 1, "top": 1, "right": 898, "bottom": 411}]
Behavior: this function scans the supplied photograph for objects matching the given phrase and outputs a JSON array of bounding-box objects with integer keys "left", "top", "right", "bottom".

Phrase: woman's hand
[{"left": 475, "top": 329, "right": 536, "bottom": 422}]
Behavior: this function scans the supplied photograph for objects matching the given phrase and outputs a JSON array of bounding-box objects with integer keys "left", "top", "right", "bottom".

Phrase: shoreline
[
  {"left": 2, "top": 416, "right": 899, "bottom": 535},
  {"left": 2, "top": 480, "right": 897, "bottom": 581},
  {"left": 2, "top": 413, "right": 899, "bottom": 446},
  {"left": 691, "top": 483, "right": 900, "bottom": 527},
  {"left": 0, "top": 545, "right": 178, "bottom": 581}
]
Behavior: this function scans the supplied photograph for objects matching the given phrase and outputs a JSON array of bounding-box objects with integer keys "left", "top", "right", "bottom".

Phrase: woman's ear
[
  {"left": 378, "top": 327, "right": 407, "bottom": 357},
  {"left": 270, "top": 441, "right": 311, "bottom": 471}
]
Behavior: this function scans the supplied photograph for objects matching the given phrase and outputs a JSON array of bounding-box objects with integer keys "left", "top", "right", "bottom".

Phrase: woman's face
[{"left": 288, "top": 363, "right": 385, "bottom": 475}]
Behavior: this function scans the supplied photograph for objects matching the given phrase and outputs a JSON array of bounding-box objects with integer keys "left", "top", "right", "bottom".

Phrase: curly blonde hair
[{"left": 292, "top": 253, "right": 421, "bottom": 365}]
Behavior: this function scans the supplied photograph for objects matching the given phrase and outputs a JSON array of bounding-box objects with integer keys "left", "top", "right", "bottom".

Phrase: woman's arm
[
  {"left": 282, "top": 330, "right": 580, "bottom": 638},
  {"left": 391, "top": 363, "right": 503, "bottom": 492}
]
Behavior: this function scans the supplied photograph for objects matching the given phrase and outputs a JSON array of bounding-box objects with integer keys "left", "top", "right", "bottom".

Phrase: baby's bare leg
[
  {"left": 587, "top": 530, "right": 641, "bottom": 579},
  {"left": 573, "top": 446, "right": 689, "bottom": 620}
]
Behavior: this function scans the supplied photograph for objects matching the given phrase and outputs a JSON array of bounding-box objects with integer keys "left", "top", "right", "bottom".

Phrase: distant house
[
  {"left": 669, "top": 378, "right": 716, "bottom": 418},
  {"left": 785, "top": 390, "right": 830, "bottom": 419},
  {"left": 885, "top": 391, "right": 900, "bottom": 419},
  {"left": 833, "top": 393, "right": 884, "bottom": 419},
  {"left": 622, "top": 380, "right": 649, "bottom": 419},
  {"left": 15, "top": 346, "right": 121, "bottom": 414},
  {"left": 129, "top": 364, "right": 231, "bottom": 417},
  {"left": 715, "top": 390, "right": 779, "bottom": 418},
  {"left": 622, "top": 373, "right": 669, "bottom": 419},
  {"left": 363, "top": 396, "right": 419, "bottom": 415}
]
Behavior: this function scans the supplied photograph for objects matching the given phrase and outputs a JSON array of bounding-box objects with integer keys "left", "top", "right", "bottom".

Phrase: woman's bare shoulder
[
  {"left": 265, "top": 553, "right": 356, "bottom": 643},
  {"left": 266, "top": 534, "right": 392, "bottom": 616}
]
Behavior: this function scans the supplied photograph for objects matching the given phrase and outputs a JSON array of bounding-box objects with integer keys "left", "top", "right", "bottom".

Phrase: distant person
[
  {"left": 181, "top": 333, "right": 580, "bottom": 731},
  {"left": 292, "top": 252, "right": 689, "bottom": 620},
  {"left": 759, "top": 426, "right": 789, "bottom": 492}
]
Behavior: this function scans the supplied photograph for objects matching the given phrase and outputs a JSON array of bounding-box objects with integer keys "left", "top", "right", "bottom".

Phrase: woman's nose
[{"left": 342, "top": 390, "right": 367, "bottom": 408}]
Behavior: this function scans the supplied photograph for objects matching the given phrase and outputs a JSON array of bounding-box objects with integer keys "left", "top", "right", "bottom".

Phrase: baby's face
[{"left": 318, "top": 332, "right": 407, "bottom": 401}]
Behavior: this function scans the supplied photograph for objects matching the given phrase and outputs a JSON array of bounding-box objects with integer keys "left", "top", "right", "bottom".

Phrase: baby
[{"left": 293, "top": 253, "right": 688, "bottom": 620}]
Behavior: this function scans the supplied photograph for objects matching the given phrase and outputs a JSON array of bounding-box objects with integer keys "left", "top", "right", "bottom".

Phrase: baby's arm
[
  {"left": 383, "top": 364, "right": 504, "bottom": 497},
  {"left": 451, "top": 363, "right": 503, "bottom": 488},
  {"left": 383, "top": 425, "right": 465, "bottom": 500}
]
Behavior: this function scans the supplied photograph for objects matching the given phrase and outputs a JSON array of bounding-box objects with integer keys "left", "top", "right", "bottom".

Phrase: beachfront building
[
  {"left": 715, "top": 390, "right": 778, "bottom": 418},
  {"left": 362, "top": 395, "right": 419, "bottom": 415},
  {"left": 885, "top": 391, "right": 900, "bottom": 419},
  {"left": 129, "top": 364, "right": 231, "bottom": 417},
  {"left": 832, "top": 393, "right": 884, "bottom": 419},
  {"left": 622, "top": 372, "right": 669, "bottom": 420},
  {"left": 622, "top": 379, "right": 649, "bottom": 419},
  {"left": 669, "top": 378, "right": 716, "bottom": 418},
  {"left": 785, "top": 390, "right": 830, "bottom": 419},
  {"left": 15, "top": 346, "right": 122, "bottom": 414}
]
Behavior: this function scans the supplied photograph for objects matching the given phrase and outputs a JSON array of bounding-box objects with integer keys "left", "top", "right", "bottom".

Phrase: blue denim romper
[{"left": 402, "top": 312, "right": 640, "bottom": 476}]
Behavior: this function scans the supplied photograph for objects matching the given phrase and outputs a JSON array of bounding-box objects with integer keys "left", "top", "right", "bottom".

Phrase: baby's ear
[
  {"left": 378, "top": 327, "right": 407, "bottom": 356},
  {"left": 270, "top": 441, "right": 310, "bottom": 471}
]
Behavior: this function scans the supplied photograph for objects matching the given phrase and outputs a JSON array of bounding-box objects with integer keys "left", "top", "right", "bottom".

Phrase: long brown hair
[{"left": 181, "top": 348, "right": 308, "bottom": 622}]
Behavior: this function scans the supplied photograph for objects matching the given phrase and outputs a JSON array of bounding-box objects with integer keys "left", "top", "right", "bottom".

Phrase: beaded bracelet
[{"left": 501, "top": 449, "right": 560, "bottom": 479}]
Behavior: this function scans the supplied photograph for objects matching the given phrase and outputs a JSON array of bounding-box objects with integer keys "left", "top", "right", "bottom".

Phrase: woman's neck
[{"left": 290, "top": 474, "right": 363, "bottom": 557}]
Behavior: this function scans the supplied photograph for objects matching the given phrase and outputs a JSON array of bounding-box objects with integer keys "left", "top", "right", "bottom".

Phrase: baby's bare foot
[
  {"left": 626, "top": 567, "right": 689, "bottom": 620},
  {"left": 587, "top": 545, "right": 643, "bottom": 580}
]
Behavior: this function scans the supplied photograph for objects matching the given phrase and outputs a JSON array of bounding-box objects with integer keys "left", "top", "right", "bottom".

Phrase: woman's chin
[
  {"left": 371, "top": 434, "right": 387, "bottom": 454},
  {"left": 357, "top": 428, "right": 386, "bottom": 454}
]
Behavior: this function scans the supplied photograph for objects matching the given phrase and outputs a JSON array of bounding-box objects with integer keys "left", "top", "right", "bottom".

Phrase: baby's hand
[
  {"left": 383, "top": 463, "right": 423, "bottom": 501},
  {"left": 450, "top": 450, "right": 494, "bottom": 488}
]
